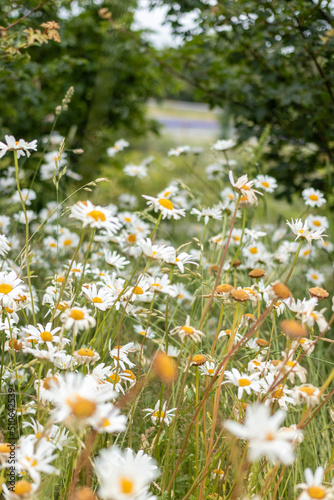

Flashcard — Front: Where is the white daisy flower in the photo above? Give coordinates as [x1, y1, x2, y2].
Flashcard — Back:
[170, 315, 204, 343]
[15, 435, 58, 483]
[293, 384, 321, 408]
[297, 466, 334, 500]
[13, 210, 37, 224]
[109, 342, 136, 370]
[286, 218, 327, 245]
[168, 145, 190, 156]
[302, 188, 326, 207]
[212, 139, 236, 151]
[142, 195, 186, 220]
[107, 139, 129, 157]
[82, 283, 114, 311]
[60, 306, 96, 333]
[306, 268, 325, 286]
[22, 322, 66, 346]
[74, 347, 101, 366]
[0, 270, 26, 307]
[223, 368, 261, 399]
[306, 215, 329, 230]
[2, 480, 40, 499]
[254, 175, 278, 193]
[190, 205, 223, 225]
[104, 250, 130, 270]
[123, 164, 147, 179]
[95, 446, 159, 500]
[224, 403, 301, 464]
[0, 135, 38, 159]
[0, 234, 11, 257]
[70, 200, 122, 235]
[229, 171, 262, 206]
[143, 400, 176, 426]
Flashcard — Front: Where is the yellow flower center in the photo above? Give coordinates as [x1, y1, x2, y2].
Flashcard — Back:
[182, 326, 194, 335]
[265, 431, 275, 441]
[158, 198, 174, 210]
[77, 348, 94, 357]
[241, 184, 250, 190]
[87, 210, 106, 222]
[107, 373, 120, 384]
[71, 268, 81, 273]
[70, 309, 85, 320]
[208, 368, 215, 375]
[56, 276, 65, 283]
[40, 331, 53, 342]
[13, 480, 32, 495]
[238, 378, 251, 387]
[307, 486, 326, 499]
[67, 395, 96, 418]
[249, 247, 258, 254]
[119, 477, 134, 495]
[309, 194, 319, 201]
[127, 233, 136, 243]
[272, 385, 284, 399]
[139, 330, 147, 336]
[153, 410, 165, 418]
[286, 361, 296, 368]
[313, 220, 321, 227]
[123, 369, 135, 380]
[50, 242, 57, 248]
[133, 286, 143, 295]
[124, 217, 131, 222]
[300, 386, 316, 396]
[312, 274, 318, 280]
[0, 283, 13, 294]
[303, 249, 310, 256]
[63, 238, 72, 246]
[43, 376, 59, 390]
[261, 181, 270, 188]
[92, 297, 103, 304]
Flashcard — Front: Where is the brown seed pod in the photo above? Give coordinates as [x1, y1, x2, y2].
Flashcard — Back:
[215, 284, 234, 294]
[271, 282, 291, 299]
[248, 268, 266, 278]
[191, 354, 207, 366]
[231, 289, 249, 302]
[280, 319, 307, 338]
[309, 286, 329, 300]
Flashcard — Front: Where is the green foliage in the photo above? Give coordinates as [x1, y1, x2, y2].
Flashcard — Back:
[151, 0, 334, 199]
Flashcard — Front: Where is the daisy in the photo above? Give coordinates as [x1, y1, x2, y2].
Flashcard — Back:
[190, 206, 223, 225]
[13, 210, 37, 224]
[212, 139, 236, 151]
[60, 306, 96, 334]
[142, 194, 186, 220]
[170, 316, 204, 343]
[0, 234, 10, 257]
[143, 400, 176, 426]
[254, 175, 278, 193]
[15, 435, 59, 483]
[95, 446, 159, 500]
[302, 188, 326, 207]
[229, 171, 262, 206]
[109, 342, 136, 370]
[22, 322, 66, 346]
[82, 284, 114, 311]
[306, 268, 325, 286]
[293, 384, 321, 408]
[259, 373, 295, 410]
[223, 368, 261, 399]
[286, 218, 326, 245]
[146, 274, 176, 296]
[297, 467, 334, 500]
[58, 231, 80, 250]
[291, 337, 315, 356]
[74, 347, 100, 366]
[0, 135, 38, 159]
[10, 188, 37, 206]
[107, 139, 129, 157]
[2, 480, 40, 499]
[168, 145, 190, 156]
[70, 200, 122, 235]
[133, 324, 155, 339]
[92, 403, 127, 434]
[123, 164, 147, 179]
[118, 193, 137, 209]
[306, 215, 329, 230]
[224, 403, 301, 464]
[0, 270, 26, 307]
[104, 250, 130, 270]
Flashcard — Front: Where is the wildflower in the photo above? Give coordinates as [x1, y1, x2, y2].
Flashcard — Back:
[15, 435, 59, 483]
[104, 250, 130, 270]
[142, 194, 186, 220]
[306, 269, 325, 286]
[82, 284, 114, 311]
[0, 270, 26, 307]
[61, 306, 96, 333]
[302, 188, 326, 208]
[200, 361, 221, 377]
[10, 189, 36, 206]
[291, 337, 315, 356]
[109, 343, 136, 370]
[254, 175, 278, 193]
[190, 206, 223, 225]
[273, 351, 307, 383]
[123, 164, 147, 179]
[286, 218, 326, 245]
[293, 384, 321, 408]
[144, 400, 176, 425]
[248, 268, 267, 279]
[0, 135, 38, 158]
[74, 347, 100, 366]
[229, 170, 262, 206]
[212, 139, 236, 151]
[168, 145, 190, 156]
[146, 274, 176, 296]
[107, 139, 129, 157]
[70, 200, 122, 235]
[231, 289, 249, 302]
[309, 286, 329, 300]
[170, 316, 204, 343]
[259, 373, 295, 410]
[224, 403, 301, 464]
[296, 467, 334, 499]
[306, 215, 329, 230]
[2, 480, 40, 499]
[190, 354, 207, 366]
[223, 368, 261, 399]
[0, 234, 11, 257]
[22, 322, 66, 346]
[134, 324, 155, 339]
[95, 446, 159, 500]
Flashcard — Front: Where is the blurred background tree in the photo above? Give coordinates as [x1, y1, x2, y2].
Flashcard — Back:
[149, 0, 334, 199]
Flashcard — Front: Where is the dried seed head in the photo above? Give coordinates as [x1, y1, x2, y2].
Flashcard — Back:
[256, 338, 269, 347]
[191, 354, 207, 366]
[280, 319, 307, 338]
[231, 289, 249, 302]
[248, 268, 267, 278]
[209, 264, 219, 274]
[271, 282, 291, 299]
[215, 284, 234, 295]
[309, 286, 329, 300]
[231, 259, 242, 268]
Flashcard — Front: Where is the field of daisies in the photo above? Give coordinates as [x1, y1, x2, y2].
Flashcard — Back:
[0, 125, 333, 500]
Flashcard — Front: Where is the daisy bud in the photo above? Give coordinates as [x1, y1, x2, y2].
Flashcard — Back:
[280, 319, 307, 338]
[153, 351, 177, 384]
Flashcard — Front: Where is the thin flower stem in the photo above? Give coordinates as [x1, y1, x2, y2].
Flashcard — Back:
[284, 239, 303, 284]
[14, 150, 36, 325]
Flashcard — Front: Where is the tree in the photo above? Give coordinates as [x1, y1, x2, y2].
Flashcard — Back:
[150, 0, 334, 198]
